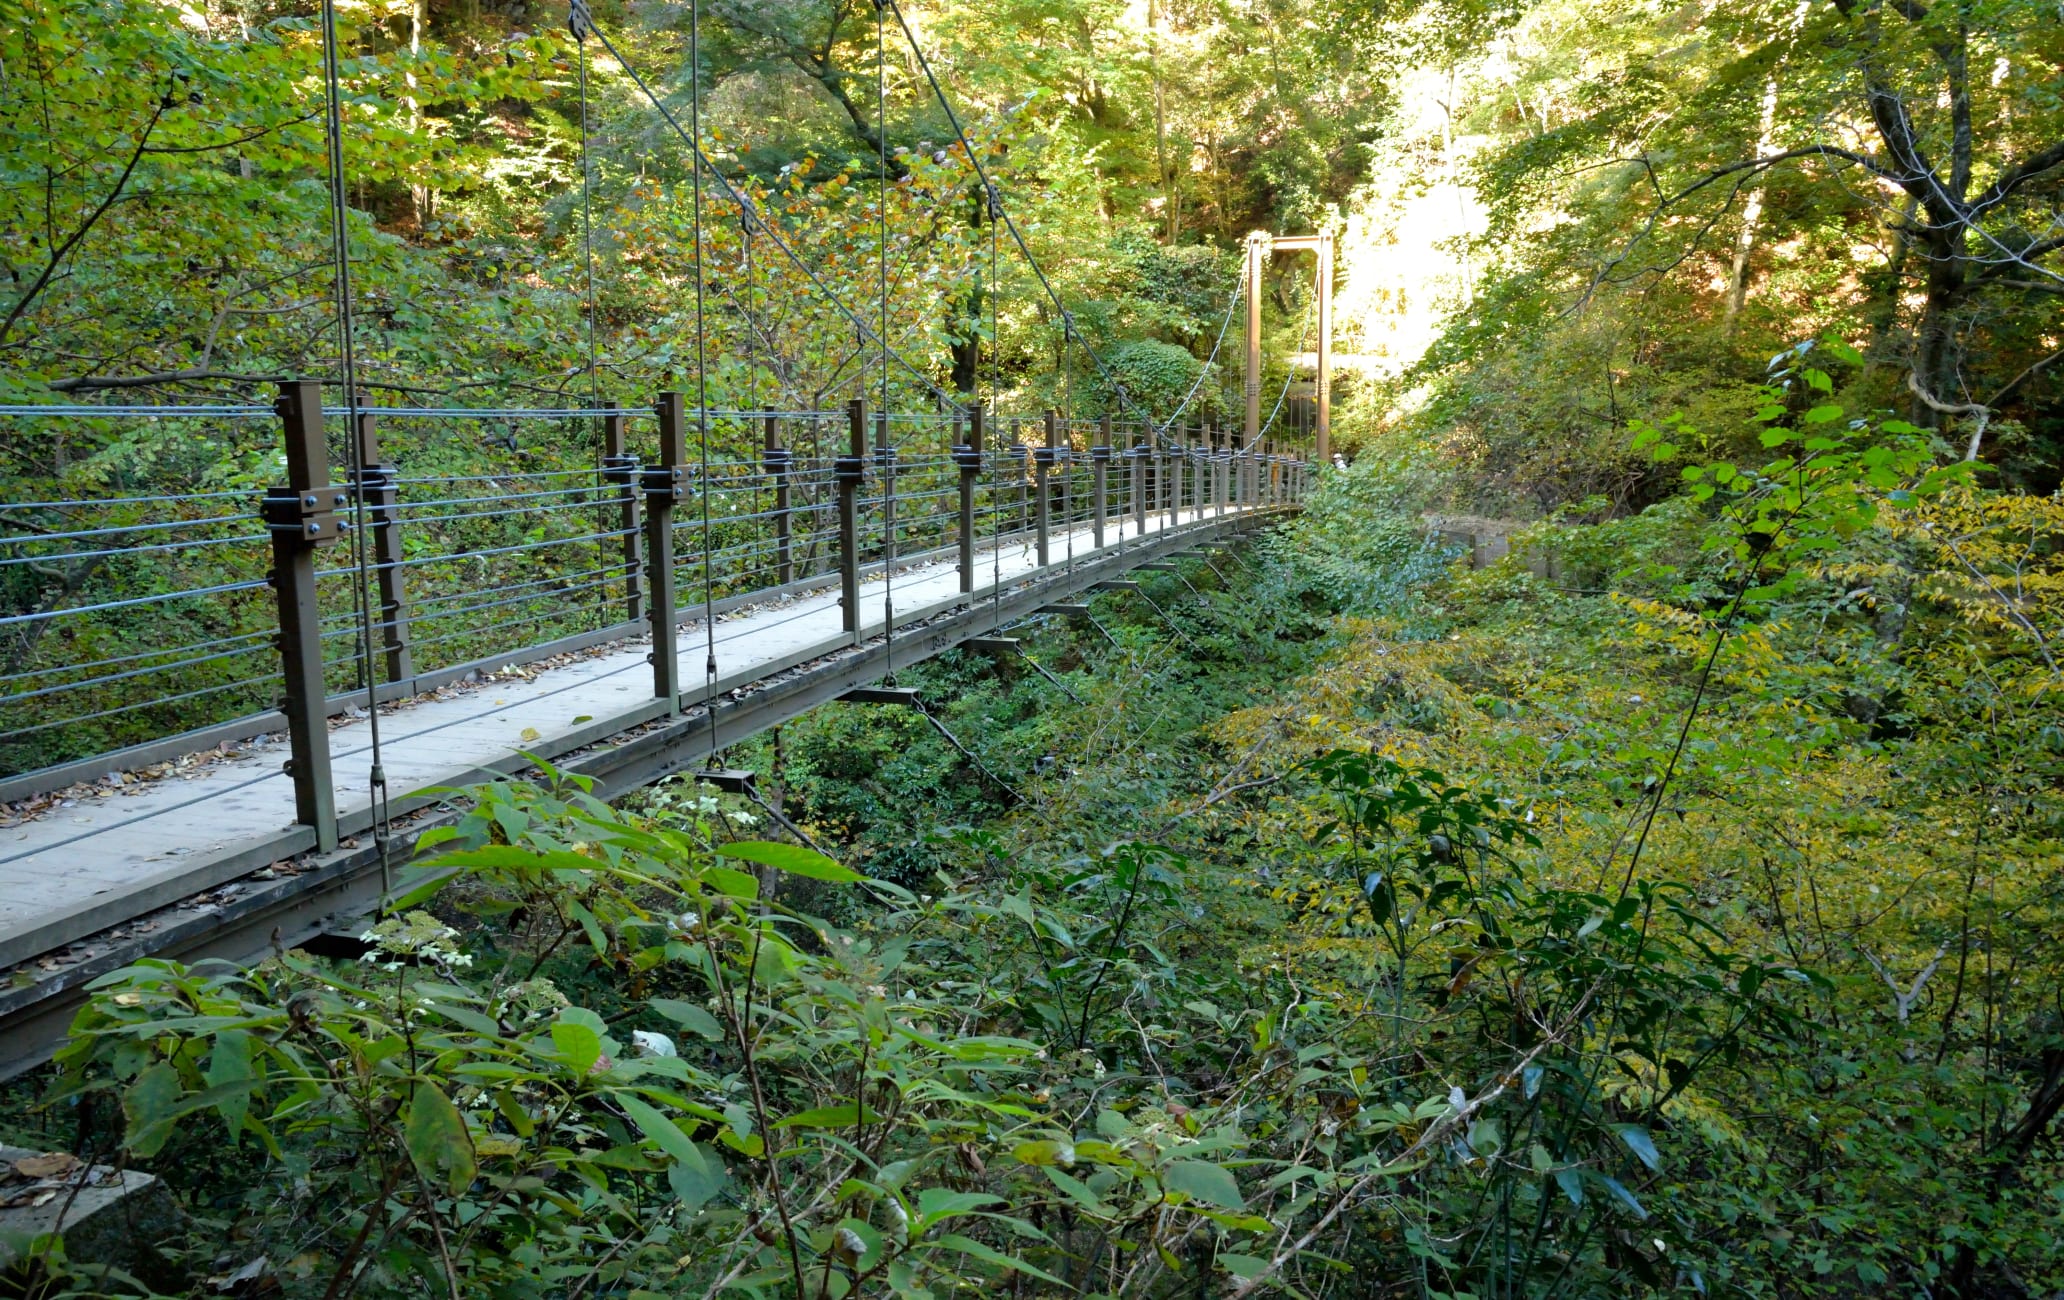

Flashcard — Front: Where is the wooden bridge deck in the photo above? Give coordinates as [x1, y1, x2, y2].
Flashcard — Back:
[0, 503, 1265, 978]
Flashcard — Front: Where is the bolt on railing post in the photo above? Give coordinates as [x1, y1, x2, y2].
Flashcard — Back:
[265, 380, 342, 853]
[601, 403, 644, 624]
[644, 392, 686, 708]
[956, 403, 983, 595]
[350, 393, 412, 689]
[837, 398, 865, 637]
[1091, 413, 1111, 548]
[1035, 409, 1056, 567]
[762, 413, 793, 586]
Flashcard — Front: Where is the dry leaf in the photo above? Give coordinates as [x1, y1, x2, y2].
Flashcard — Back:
[12, 1152, 78, 1179]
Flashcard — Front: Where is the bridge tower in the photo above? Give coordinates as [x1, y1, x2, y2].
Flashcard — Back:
[1242, 229, 1334, 464]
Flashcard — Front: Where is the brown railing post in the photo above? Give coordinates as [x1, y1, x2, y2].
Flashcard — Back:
[1213, 424, 1227, 519]
[1035, 409, 1056, 566]
[350, 394, 412, 688]
[601, 403, 644, 624]
[1164, 436, 1179, 531]
[644, 393, 686, 706]
[956, 403, 983, 594]
[1132, 432, 1149, 538]
[1178, 427, 1193, 523]
[875, 408, 897, 616]
[763, 413, 793, 585]
[1091, 413, 1112, 548]
[1213, 427, 1230, 520]
[1011, 419, 1029, 539]
[1058, 421, 1073, 573]
[264, 380, 344, 852]
[837, 398, 865, 636]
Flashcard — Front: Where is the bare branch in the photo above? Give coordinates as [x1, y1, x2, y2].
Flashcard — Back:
[1861, 941, 1950, 1023]
[1907, 370, 1990, 461]
[0, 83, 173, 348]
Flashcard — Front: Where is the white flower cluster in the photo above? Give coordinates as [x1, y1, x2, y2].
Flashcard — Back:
[357, 910, 473, 973]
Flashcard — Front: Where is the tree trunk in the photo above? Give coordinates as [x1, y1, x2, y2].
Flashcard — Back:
[409, 0, 431, 226]
[1725, 75, 1781, 328]
[1911, 226, 1969, 428]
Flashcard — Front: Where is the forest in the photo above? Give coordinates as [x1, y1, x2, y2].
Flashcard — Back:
[1, 0, 2062, 1296]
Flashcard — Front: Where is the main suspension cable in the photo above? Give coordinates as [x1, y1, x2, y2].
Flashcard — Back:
[1161, 275, 1243, 432]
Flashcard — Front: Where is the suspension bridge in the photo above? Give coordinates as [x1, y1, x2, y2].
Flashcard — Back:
[0, 0, 1328, 1072]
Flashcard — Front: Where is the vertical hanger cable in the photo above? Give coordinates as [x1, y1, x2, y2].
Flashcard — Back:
[320, 0, 393, 902]
[689, 0, 719, 760]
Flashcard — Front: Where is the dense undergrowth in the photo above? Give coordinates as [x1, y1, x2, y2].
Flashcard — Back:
[8, 342, 2061, 1298]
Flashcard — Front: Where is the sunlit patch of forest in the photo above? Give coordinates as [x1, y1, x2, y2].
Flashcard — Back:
[2, 0, 2061, 1296]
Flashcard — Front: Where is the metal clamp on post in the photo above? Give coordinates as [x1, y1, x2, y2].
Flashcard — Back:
[640, 461, 688, 503]
[760, 445, 793, 476]
[262, 484, 348, 544]
[833, 453, 866, 486]
[953, 441, 984, 471]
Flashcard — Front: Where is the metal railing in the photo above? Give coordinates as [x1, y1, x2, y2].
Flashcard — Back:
[0, 385, 1311, 836]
